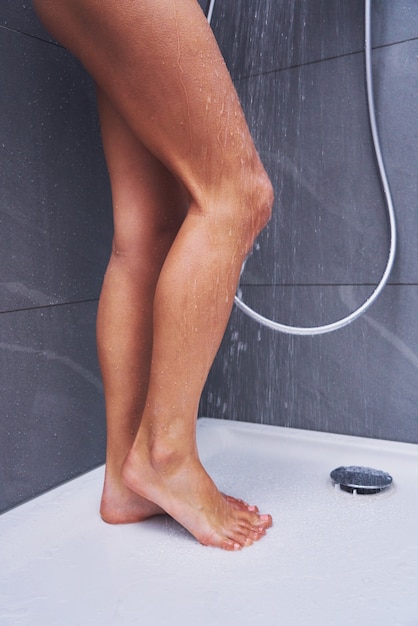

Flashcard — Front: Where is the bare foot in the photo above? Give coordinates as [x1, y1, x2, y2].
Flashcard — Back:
[100, 478, 164, 524]
[121, 447, 272, 550]
[222, 494, 259, 513]
[100, 477, 259, 525]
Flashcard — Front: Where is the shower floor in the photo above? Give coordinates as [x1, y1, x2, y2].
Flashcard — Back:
[2, 417, 418, 625]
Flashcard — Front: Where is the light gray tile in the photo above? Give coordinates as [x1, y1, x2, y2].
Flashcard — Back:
[0, 301, 105, 514]
[201, 284, 418, 444]
[0, 28, 113, 312]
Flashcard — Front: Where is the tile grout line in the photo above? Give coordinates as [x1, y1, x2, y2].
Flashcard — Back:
[0, 297, 99, 316]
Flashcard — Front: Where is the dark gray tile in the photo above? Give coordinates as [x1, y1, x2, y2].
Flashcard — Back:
[235, 53, 392, 286]
[0, 28, 113, 312]
[0, 301, 105, 514]
[200, 284, 418, 444]
[211, 0, 364, 78]
[210, 1, 418, 80]
[5, 1, 417, 67]
[235, 37, 418, 287]
[5, 0, 211, 41]
[372, 0, 418, 48]
[235, 284, 379, 330]
[373, 39, 418, 284]
[0, 1, 56, 42]
[197, 0, 210, 15]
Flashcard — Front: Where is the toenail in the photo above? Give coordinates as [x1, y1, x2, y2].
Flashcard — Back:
[260, 514, 270, 521]
[234, 543, 241, 551]
[248, 505, 257, 511]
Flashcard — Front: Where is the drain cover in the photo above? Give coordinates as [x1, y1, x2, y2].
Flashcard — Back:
[330, 465, 393, 494]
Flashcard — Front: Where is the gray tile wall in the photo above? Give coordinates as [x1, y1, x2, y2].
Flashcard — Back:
[1, 0, 417, 513]
[0, 0, 211, 515]
[0, 6, 113, 512]
[200, 0, 418, 444]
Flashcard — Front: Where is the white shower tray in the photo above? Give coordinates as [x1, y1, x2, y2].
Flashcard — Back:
[1, 417, 418, 625]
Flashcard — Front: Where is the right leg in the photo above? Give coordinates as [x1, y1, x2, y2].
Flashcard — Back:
[94, 90, 259, 523]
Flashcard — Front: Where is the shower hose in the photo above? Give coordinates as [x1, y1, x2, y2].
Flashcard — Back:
[206, 0, 396, 335]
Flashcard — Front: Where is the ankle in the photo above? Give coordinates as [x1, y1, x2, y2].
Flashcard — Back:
[150, 440, 193, 473]
[128, 434, 194, 474]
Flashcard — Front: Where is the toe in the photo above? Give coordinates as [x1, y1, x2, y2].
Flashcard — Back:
[249, 527, 266, 542]
[258, 514, 273, 529]
[219, 538, 243, 551]
[222, 494, 259, 513]
[249, 512, 273, 530]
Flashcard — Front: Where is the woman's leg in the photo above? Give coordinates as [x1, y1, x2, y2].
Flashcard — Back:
[33, 0, 274, 549]
[97, 90, 256, 523]
[96, 89, 188, 523]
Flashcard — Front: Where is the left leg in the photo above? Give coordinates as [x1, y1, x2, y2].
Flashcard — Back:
[96, 88, 188, 523]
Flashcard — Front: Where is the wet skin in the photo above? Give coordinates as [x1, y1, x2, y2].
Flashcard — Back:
[33, 0, 274, 549]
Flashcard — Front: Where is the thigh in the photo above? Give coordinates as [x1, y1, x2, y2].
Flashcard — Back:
[33, 0, 258, 204]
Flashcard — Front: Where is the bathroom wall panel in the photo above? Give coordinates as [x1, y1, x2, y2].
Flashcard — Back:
[231, 39, 418, 289]
[197, 0, 208, 13]
[211, 0, 364, 79]
[3, 0, 415, 69]
[0, 28, 113, 312]
[200, 284, 418, 444]
[235, 53, 389, 287]
[373, 0, 418, 48]
[0, 0, 210, 43]
[0, 301, 106, 514]
[1, 23, 111, 512]
[0, 1, 55, 42]
[1, 0, 417, 514]
[211, 0, 418, 80]
[201, 1, 418, 445]
[373, 38, 418, 285]
[236, 284, 376, 330]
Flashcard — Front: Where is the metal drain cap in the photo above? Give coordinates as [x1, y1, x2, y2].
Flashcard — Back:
[330, 465, 393, 494]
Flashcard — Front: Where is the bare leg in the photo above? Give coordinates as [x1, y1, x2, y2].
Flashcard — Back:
[97, 91, 258, 523]
[33, 0, 274, 549]
[96, 89, 188, 523]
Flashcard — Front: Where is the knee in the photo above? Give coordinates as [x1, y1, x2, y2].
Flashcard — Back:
[250, 165, 274, 238]
[190, 154, 274, 257]
[232, 159, 274, 256]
